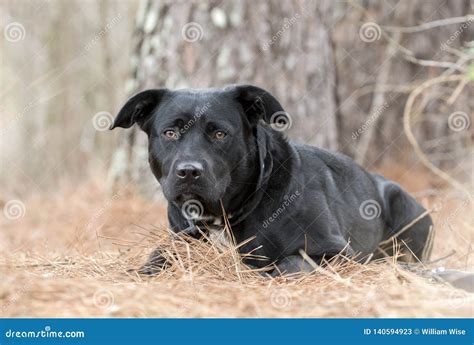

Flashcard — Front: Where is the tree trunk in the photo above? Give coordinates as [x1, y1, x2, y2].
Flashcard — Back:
[109, 0, 340, 196]
[108, 0, 473, 195]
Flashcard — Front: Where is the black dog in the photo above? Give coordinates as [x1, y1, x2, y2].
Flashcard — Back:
[110, 85, 433, 275]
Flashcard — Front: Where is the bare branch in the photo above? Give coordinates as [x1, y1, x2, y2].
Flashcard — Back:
[403, 74, 473, 203]
[383, 15, 474, 33]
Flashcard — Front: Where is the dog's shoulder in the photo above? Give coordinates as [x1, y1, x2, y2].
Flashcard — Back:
[292, 143, 366, 177]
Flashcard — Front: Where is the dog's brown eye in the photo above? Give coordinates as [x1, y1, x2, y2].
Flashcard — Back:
[164, 130, 178, 140]
[214, 131, 226, 140]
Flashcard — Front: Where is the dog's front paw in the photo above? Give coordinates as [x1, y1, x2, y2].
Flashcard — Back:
[271, 255, 316, 276]
[136, 248, 169, 276]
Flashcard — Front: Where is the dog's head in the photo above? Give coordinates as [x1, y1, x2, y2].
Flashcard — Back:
[110, 85, 286, 216]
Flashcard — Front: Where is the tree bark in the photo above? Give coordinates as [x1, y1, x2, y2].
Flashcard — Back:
[109, 0, 473, 195]
[109, 0, 340, 195]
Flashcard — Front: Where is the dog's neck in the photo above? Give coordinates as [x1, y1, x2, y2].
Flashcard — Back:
[222, 124, 293, 228]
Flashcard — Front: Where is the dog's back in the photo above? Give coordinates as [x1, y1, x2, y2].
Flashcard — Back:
[294, 144, 433, 262]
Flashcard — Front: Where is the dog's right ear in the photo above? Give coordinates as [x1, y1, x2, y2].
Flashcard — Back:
[109, 89, 167, 130]
[224, 84, 286, 126]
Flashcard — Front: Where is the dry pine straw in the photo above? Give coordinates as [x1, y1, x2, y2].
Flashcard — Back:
[1, 227, 472, 318]
[0, 180, 472, 317]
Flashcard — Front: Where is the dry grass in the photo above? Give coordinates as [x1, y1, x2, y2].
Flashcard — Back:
[0, 170, 472, 318]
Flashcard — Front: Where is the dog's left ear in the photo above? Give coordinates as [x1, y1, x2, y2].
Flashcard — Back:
[109, 89, 168, 130]
[225, 84, 286, 126]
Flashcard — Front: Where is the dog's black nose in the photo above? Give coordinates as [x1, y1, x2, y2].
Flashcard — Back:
[176, 161, 204, 180]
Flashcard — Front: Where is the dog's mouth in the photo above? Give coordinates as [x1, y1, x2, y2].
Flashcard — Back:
[165, 177, 229, 217]
[173, 192, 223, 219]
[169, 182, 206, 201]
[175, 192, 202, 204]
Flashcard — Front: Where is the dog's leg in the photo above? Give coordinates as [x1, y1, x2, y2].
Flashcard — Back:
[271, 255, 316, 276]
[271, 245, 357, 276]
[136, 220, 202, 276]
[136, 248, 168, 276]
[179, 220, 200, 237]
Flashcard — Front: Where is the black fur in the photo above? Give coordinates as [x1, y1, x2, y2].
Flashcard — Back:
[110, 85, 433, 275]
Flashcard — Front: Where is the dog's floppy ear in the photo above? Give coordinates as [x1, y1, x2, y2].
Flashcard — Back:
[225, 84, 286, 126]
[109, 89, 167, 130]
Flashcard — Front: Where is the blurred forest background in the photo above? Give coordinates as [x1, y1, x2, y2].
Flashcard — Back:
[0, 0, 473, 318]
[1, 0, 472, 198]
